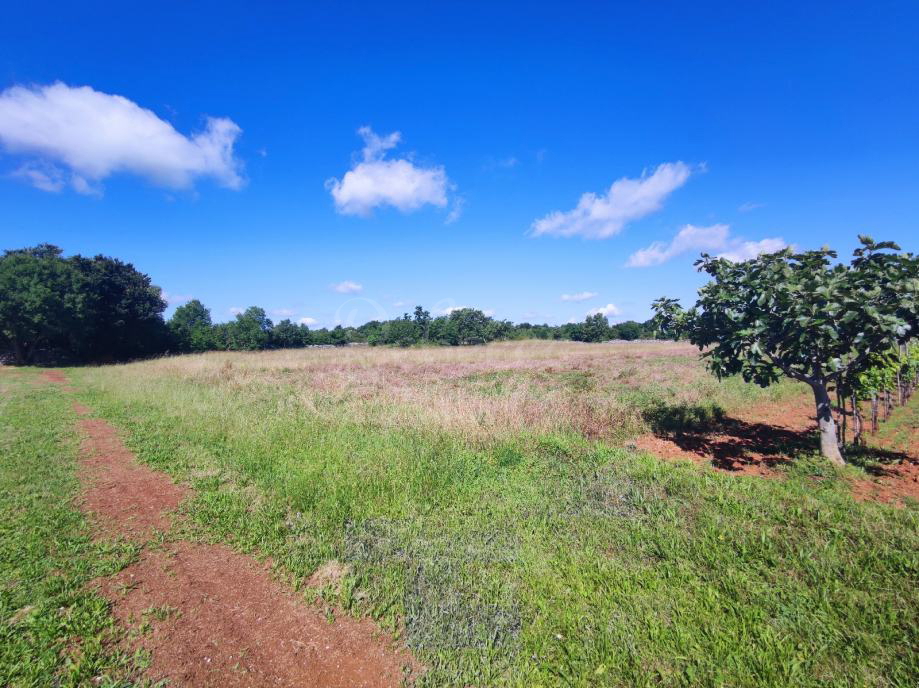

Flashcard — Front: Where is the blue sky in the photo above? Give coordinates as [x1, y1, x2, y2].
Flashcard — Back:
[1, 1, 917, 327]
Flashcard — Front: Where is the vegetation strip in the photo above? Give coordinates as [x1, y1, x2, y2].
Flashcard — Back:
[70, 346, 919, 686]
[62, 372, 418, 687]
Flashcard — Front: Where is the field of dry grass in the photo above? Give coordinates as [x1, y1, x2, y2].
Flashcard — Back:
[94, 340, 801, 443]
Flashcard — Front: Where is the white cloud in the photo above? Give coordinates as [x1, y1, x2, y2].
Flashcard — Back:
[271, 308, 295, 317]
[0, 82, 243, 194]
[162, 291, 193, 306]
[530, 162, 694, 239]
[331, 280, 363, 294]
[738, 201, 765, 213]
[626, 223, 788, 267]
[298, 317, 318, 326]
[326, 126, 449, 216]
[718, 238, 789, 262]
[445, 196, 465, 224]
[440, 306, 494, 317]
[229, 307, 244, 315]
[561, 291, 597, 302]
[626, 224, 730, 267]
[586, 304, 621, 318]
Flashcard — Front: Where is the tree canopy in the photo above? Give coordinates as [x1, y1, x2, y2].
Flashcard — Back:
[652, 236, 919, 463]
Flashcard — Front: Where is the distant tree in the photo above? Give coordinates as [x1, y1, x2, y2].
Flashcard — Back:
[271, 318, 307, 349]
[227, 307, 273, 350]
[413, 305, 432, 340]
[448, 308, 491, 345]
[612, 320, 643, 341]
[328, 325, 349, 346]
[652, 237, 919, 464]
[169, 299, 213, 352]
[382, 317, 418, 347]
[580, 313, 610, 343]
[0, 245, 81, 364]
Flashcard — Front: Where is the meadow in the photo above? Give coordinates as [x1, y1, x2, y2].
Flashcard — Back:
[2, 340, 917, 686]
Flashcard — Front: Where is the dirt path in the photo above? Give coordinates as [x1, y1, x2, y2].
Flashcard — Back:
[66, 387, 418, 686]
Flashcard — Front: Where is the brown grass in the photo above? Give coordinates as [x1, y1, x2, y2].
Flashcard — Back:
[87, 340, 801, 443]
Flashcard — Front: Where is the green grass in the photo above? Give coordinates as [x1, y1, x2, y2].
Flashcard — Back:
[0, 373, 141, 687]
[65, 363, 919, 687]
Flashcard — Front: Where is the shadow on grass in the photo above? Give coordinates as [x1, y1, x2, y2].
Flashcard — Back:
[841, 444, 913, 472]
[642, 401, 819, 470]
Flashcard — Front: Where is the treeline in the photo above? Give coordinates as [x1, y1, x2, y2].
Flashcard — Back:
[0, 244, 656, 364]
[169, 303, 658, 353]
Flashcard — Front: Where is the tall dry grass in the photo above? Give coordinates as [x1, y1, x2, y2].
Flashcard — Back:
[90, 340, 800, 442]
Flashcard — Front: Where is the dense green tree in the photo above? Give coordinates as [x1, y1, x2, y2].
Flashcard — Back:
[270, 318, 310, 349]
[580, 313, 611, 343]
[611, 320, 643, 341]
[68, 254, 168, 361]
[227, 307, 273, 350]
[413, 305, 432, 340]
[169, 299, 214, 352]
[0, 245, 82, 364]
[652, 236, 919, 464]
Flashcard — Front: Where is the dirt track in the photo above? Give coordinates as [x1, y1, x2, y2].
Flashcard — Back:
[69, 388, 417, 686]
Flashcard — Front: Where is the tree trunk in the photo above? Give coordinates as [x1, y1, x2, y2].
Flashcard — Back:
[871, 395, 879, 433]
[812, 381, 845, 465]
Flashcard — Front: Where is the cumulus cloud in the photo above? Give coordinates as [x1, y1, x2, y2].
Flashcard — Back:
[561, 291, 597, 302]
[718, 238, 789, 262]
[326, 126, 449, 216]
[331, 280, 363, 294]
[530, 162, 694, 239]
[626, 224, 787, 267]
[298, 317, 318, 326]
[586, 303, 621, 318]
[0, 82, 244, 194]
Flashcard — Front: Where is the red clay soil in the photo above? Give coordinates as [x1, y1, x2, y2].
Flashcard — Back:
[98, 542, 415, 687]
[39, 369, 68, 384]
[69, 393, 418, 686]
[633, 396, 817, 476]
[78, 416, 189, 541]
[634, 394, 919, 504]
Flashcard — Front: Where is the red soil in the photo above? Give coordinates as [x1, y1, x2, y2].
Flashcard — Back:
[98, 542, 415, 687]
[634, 395, 919, 504]
[68, 390, 418, 686]
[39, 369, 68, 384]
[78, 416, 189, 541]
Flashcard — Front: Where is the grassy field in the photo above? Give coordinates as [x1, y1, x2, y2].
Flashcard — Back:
[3, 341, 918, 686]
[0, 371, 140, 686]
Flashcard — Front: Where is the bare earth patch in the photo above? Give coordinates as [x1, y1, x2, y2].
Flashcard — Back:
[635, 395, 919, 504]
[633, 396, 816, 476]
[98, 543, 414, 687]
[78, 416, 189, 541]
[68, 390, 417, 685]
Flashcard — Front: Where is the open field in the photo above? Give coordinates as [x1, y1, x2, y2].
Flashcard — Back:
[2, 341, 918, 686]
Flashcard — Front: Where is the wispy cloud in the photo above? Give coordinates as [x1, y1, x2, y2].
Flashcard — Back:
[326, 126, 450, 216]
[738, 201, 765, 213]
[626, 223, 787, 267]
[298, 316, 318, 326]
[271, 308, 295, 317]
[162, 291, 193, 306]
[560, 291, 598, 302]
[0, 82, 243, 195]
[229, 307, 244, 315]
[530, 162, 695, 239]
[331, 280, 363, 294]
